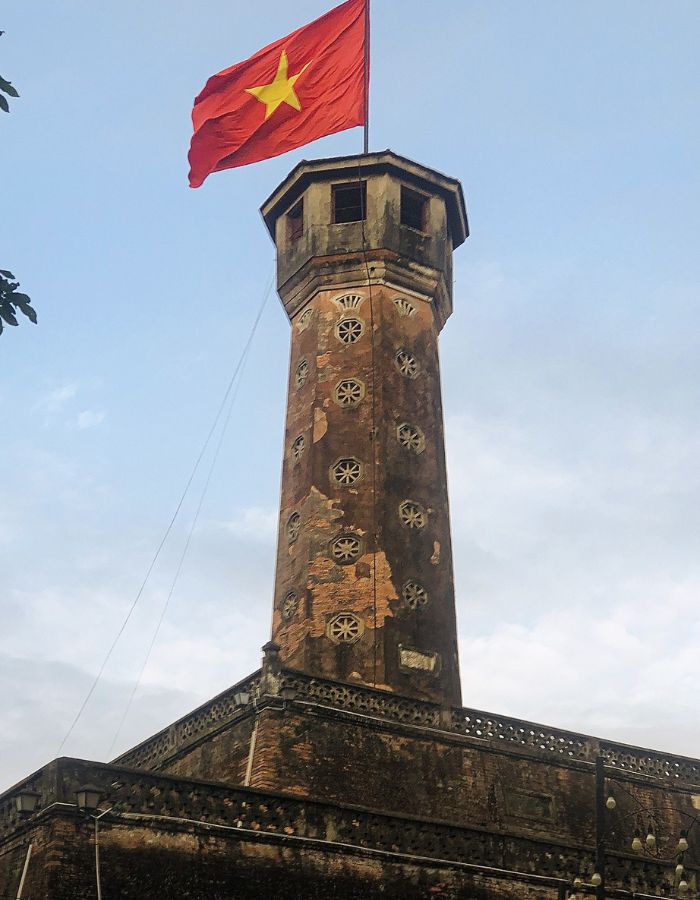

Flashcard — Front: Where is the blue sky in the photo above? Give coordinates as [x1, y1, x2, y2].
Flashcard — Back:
[2, 1, 699, 788]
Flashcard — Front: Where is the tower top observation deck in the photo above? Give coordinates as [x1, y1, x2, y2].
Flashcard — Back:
[261, 150, 468, 330]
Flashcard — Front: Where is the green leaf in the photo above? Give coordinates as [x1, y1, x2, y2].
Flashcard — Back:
[0, 271, 15, 279]
[0, 304, 19, 326]
[0, 76, 19, 98]
[0, 318, 4, 335]
[0, 94, 9, 113]
[12, 292, 30, 304]
[16, 300, 37, 324]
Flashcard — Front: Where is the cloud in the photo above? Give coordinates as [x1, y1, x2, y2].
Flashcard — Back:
[444, 397, 700, 756]
[36, 382, 77, 414]
[0, 655, 197, 788]
[220, 505, 278, 541]
[77, 409, 105, 430]
[458, 576, 700, 757]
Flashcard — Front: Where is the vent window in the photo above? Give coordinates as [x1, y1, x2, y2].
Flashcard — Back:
[400, 186, 428, 231]
[332, 182, 367, 224]
[287, 198, 303, 243]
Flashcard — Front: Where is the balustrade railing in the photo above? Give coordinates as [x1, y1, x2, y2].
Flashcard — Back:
[112, 668, 700, 790]
[0, 758, 689, 896]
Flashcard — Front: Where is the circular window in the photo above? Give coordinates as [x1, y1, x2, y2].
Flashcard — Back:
[335, 317, 365, 345]
[330, 534, 362, 564]
[397, 422, 425, 454]
[297, 308, 313, 332]
[291, 434, 305, 462]
[286, 512, 301, 543]
[333, 378, 365, 408]
[395, 348, 419, 379]
[295, 359, 309, 389]
[282, 591, 299, 621]
[403, 580, 428, 610]
[327, 611, 364, 644]
[331, 457, 363, 486]
[399, 500, 427, 530]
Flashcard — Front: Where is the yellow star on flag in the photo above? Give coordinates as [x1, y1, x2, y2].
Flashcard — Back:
[246, 50, 309, 120]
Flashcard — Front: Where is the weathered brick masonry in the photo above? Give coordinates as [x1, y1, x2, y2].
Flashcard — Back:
[266, 152, 467, 707]
[2, 152, 698, 897]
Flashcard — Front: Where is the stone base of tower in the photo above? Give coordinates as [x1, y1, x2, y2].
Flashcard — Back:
[2, 655, 697, 898]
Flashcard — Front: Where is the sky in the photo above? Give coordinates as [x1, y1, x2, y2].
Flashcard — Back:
[1, 1, 699, 791]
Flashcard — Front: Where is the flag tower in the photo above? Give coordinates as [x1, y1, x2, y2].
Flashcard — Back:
[262, 150, 468, 706]
[2, 3, 699, 898]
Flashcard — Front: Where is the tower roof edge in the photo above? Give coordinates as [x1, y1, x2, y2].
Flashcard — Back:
[260, 149, 468, 248]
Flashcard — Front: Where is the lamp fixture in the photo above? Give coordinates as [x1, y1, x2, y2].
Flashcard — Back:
[75, 784, 103, 813]
[14, 790, 40, 816]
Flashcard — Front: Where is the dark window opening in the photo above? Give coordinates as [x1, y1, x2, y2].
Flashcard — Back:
[400, 186, 428, 231]
[287, 198, 304, 243]
[332, 182, 367, 224]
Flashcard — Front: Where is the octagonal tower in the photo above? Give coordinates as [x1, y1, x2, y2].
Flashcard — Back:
[261, 150, 468, 706]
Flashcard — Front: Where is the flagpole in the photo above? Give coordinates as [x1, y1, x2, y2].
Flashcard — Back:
[363, 0, 370, 154]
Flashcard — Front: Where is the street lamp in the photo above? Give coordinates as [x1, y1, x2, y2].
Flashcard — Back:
[75, 785, 103, 814]
[570, 756, 698, 900]
[14, 790, 40, 817]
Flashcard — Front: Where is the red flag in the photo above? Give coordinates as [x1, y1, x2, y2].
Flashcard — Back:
[188, 0, 368, 188]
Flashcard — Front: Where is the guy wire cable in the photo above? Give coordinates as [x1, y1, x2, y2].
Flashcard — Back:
[106, 315, 259, 759]
[56, 268, 274, 756]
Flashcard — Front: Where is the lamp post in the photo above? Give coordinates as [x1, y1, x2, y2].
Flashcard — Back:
[570, 756, 698, 899]
[75, 785, 109, 900]
[594, 755, 606, 900]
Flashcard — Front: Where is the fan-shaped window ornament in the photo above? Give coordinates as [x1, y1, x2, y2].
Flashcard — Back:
[286, 512, 301, 543]
[399, 500, 427, 530]
[297, 308, 313, 332]
[333, 378, 365, 408]
[393, 297, 416, 318]
[282, 591, 299, 621]
[327, 611, 364, 644]
[335, 317, 365, 345]
[291, 434, 305, 462]
[330, 535, 362, 564]
[397, 422, 425, 454]
[333, 293, 364, 312]
[295, 359, 309, 389]
[402, 580, 428, 610]
[395, 348, 420, 379]
[331, 457, 363, 486]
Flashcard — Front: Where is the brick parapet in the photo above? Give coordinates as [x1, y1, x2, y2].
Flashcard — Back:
[0, 757, 696, 897]
[112, 667, 700, 790]
[110, 669, 261, 770]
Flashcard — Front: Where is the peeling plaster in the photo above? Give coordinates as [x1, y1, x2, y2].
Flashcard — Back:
[313, 408, 328, 443]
